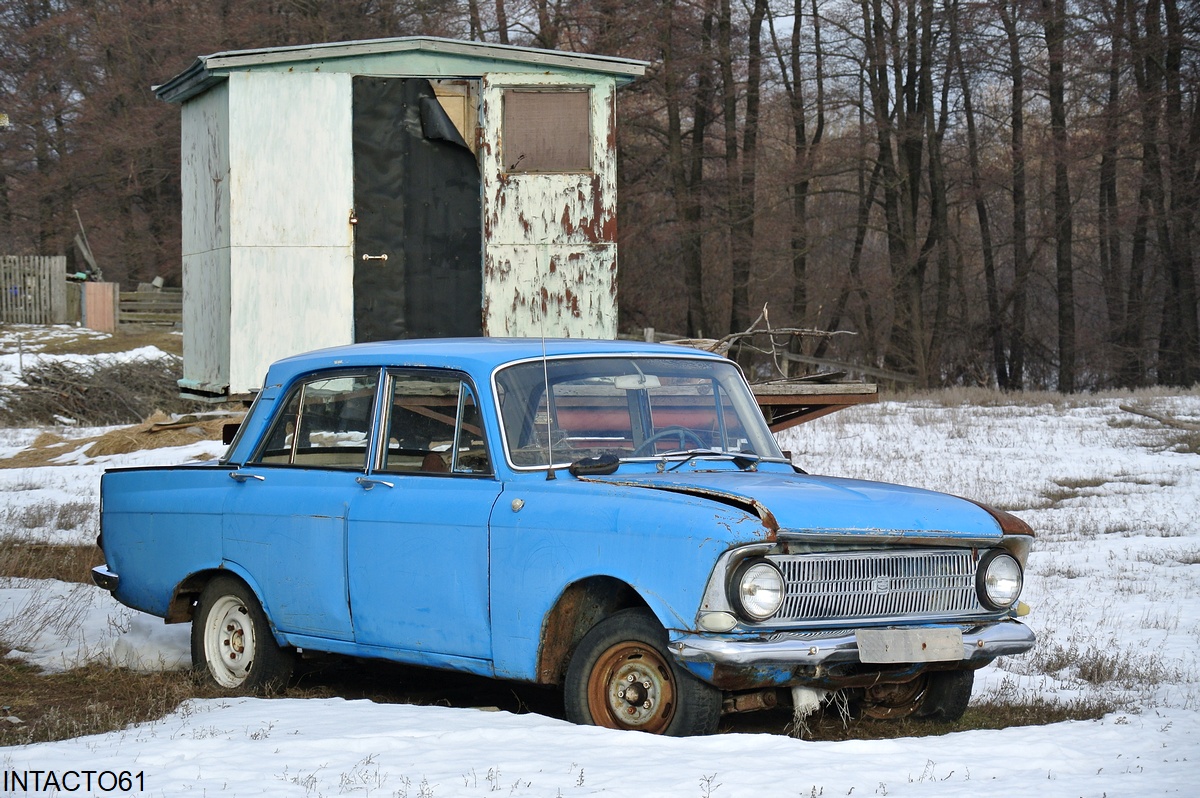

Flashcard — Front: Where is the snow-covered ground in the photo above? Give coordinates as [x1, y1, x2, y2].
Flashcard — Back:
[2, 379, 1198, 796]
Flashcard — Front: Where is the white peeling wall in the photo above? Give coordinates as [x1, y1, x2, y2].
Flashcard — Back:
[180, 84, 232, 394]
[480, 73, 619, 338]
[225, 71, 356, 394]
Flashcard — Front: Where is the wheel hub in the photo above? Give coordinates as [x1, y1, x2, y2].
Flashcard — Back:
[588, 644, 676, 732]
[205, 596, 254, 687]
[225, 620, 246, 661]
[861, 676, 927, 719]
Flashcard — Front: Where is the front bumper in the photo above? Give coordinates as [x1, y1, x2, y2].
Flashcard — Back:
[91, 564, 119, 592]
[669, 620, 1035, 691]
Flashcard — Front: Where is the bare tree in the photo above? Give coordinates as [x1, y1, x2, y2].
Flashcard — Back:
[1041, 0, 1077, 391]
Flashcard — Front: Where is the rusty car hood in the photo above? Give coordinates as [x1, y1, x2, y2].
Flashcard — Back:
[578, 469, 1003, 539]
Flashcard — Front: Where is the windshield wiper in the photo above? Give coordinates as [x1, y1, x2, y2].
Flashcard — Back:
[567, 453, 621, 476]
[665, 450, 760, 472]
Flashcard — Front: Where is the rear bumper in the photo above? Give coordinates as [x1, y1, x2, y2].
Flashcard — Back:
[669, 620, 1035, 690]
[91, 564, 119, 592]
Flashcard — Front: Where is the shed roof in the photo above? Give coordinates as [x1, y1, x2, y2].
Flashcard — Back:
[155, 36, 648, 104]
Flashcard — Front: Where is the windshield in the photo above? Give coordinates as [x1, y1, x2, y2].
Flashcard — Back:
[494, 355, 784, 470]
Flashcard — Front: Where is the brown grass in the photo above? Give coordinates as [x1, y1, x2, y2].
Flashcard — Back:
[0, 659, 227, 746]
[0, 542, 101, 583]
[0, 412, 233, 468]
[33, 328, 183, 357]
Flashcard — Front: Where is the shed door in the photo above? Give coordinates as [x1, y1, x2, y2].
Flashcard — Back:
[352, 77, 482, 342]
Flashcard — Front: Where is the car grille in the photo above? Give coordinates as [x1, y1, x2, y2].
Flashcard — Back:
[769, 549, 986, 624]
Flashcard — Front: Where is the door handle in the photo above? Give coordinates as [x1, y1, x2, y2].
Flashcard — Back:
[229, 471, 265, 482]
[361, 253, 389, 261]
[356, 476, 394, 490]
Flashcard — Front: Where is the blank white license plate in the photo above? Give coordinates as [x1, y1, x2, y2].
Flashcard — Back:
[856, 628, 964, 664]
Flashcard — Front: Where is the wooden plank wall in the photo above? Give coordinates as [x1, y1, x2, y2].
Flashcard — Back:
[0, 256, 67, 324]
[82, 282, 119, 333]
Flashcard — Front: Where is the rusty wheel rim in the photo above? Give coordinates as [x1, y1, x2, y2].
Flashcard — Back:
[861, 676, 927, 719]
[586, 641, 676, 733]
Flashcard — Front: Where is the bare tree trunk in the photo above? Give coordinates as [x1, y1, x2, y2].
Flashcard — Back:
[1127, 0, 1158, 385]
[1042, 0, 1076, 391]
[952, 0, 1006, 388]
[1098, 0, 1131, 384]
[534, 0, 559, 48]
[860, 0, 918, 378]
[999, 1, 1031, 389]
[467, 0, 483, 40]
[717, 0, 738, 337]
[1160, 0, 1200, 384]
[918, 0, 952, 378]
[664, 0, 716, 338]
[772, 0, 826, 342]
[729, 0, 768, 338]
[495, 0, 510, 44]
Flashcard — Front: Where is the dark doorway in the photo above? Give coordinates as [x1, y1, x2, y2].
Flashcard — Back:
[352, 77, 483, 342]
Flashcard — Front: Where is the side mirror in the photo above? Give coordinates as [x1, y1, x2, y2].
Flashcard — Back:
[222, 422, 241, 446]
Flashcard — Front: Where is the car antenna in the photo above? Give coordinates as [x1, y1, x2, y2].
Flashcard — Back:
[541, 331, 556, 481]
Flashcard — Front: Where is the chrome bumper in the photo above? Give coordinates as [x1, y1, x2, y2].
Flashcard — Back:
[670, 620, 1036, 669]
[91, 564, 119, 592]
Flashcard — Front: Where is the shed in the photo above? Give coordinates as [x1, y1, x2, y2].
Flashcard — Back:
[156, 37, 647, 400]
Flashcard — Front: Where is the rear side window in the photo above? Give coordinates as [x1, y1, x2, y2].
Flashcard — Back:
[379, 371, 491, 476]
[255, 372, 380, 469]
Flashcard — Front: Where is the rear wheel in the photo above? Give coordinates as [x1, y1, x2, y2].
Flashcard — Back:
[564, 608, 721, 736]
[192, 576, 294, 693]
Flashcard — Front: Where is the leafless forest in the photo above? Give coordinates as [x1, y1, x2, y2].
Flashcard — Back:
[1, 0, 1197, 389]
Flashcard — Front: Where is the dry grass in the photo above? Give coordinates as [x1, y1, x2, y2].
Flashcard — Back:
[0, 659, 227, 746]
[0, 541, 101, 583]
[0, 412, 232, 468]
[5, 326, 183, 357]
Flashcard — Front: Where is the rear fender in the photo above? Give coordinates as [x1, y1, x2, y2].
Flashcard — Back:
[167, 565, 289, 648]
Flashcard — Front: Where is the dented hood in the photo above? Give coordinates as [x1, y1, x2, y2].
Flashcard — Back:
[580, 469, 1003, 539]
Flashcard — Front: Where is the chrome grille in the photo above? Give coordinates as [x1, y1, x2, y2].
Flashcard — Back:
[770, 549, 984, 623]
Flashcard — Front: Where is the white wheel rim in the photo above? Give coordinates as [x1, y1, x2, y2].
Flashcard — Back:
[204, 595, 255, 688]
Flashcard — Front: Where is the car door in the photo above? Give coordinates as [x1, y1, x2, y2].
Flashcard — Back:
[222, 370, 381, 641]
[346, 370, 500, 661]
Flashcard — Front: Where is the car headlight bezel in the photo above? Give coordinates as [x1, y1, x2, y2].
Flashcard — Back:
[729, 558, 785, 622]
[977, 549, 1023, 611]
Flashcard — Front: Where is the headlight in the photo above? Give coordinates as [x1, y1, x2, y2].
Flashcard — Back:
[977, 550, 1023, 610]
[730, 559, 785, 621]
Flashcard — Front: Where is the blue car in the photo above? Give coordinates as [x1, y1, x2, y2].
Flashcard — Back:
[94, 338, 1034, 736]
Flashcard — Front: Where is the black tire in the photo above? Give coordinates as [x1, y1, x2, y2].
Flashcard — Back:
[916, 668, 974, 722]
[564, 608, 721, 736]
[191, 576, 294, 694]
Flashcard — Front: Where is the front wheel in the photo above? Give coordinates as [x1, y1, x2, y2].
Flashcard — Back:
[564, 608, 721, 736]
[916, 668, 974, 722]
[191, 576, 294, 693]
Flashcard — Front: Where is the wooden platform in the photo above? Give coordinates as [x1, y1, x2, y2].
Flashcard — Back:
[751, 381, 878, 431]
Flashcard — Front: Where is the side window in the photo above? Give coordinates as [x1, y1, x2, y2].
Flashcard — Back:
[380, 372, 491, 476]
[255, 372, 379, 469]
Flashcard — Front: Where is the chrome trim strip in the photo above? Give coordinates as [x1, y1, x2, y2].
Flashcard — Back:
[669, 621, 1036, 667]
[91, 565, 119, 592]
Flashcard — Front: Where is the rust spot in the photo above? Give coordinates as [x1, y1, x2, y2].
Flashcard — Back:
[536, 578, 639, 685]
[564, 287, 581, 318]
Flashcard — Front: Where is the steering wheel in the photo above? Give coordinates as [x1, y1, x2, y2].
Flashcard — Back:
[632, 426, 707, 457]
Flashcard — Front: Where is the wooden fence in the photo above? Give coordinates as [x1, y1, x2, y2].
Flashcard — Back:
[119, 287, 182, 326]
[0, 256, 67, 324]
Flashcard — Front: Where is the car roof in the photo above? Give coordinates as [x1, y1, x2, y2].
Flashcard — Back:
[263, 337, 728, 386]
